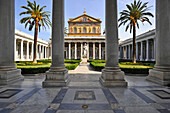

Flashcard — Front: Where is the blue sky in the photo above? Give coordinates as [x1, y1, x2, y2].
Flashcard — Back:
[15, 0, 155, 41]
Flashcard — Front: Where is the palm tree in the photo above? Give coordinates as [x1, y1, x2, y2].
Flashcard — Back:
[19, 1, 51, 63]
[118, 0, 154, 63]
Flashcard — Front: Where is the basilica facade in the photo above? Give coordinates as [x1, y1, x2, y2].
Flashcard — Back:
[64, 11, 105, 60]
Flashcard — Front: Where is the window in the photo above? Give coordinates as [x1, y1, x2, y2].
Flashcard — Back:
[74, 27, 77, 33]
[93, 27, 96, 33]
[83, 27, 87, 33]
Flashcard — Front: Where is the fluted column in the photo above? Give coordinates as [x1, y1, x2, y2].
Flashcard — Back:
[93, 43, 95, 59]
[0, 0, 23, 85]
[100, 0, 127, 87]
[75, 42, 77, 59]
[99, 42, 102, 59]
[69, 42, 71, 59]
[81, 42, 83, 59]
[43, 0, 69, 87]
[147, 0, 170, 85]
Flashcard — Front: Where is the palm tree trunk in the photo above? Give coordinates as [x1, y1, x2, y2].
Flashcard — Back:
[132, 23, 136, 63]
[33, 21, 38, 63]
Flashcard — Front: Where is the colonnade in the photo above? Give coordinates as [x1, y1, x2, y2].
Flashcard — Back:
[15, 39, 50, 61]
[119, 38, 156, 61]
[65, 42, 104, 60]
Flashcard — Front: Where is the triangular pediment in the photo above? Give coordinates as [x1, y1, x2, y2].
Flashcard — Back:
[68, 14, 101, 23]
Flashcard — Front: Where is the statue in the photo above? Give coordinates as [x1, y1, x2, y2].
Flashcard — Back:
[83, 43, 88, 57]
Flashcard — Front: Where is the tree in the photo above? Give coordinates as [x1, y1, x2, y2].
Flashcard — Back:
[118, 0, 154, 63]
[19, 1, 51, 63]
[64, 27, 68, 36]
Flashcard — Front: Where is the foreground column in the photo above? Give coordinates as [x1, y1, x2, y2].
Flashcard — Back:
[0, 0, 23, 85]
[100, 0, 127, 87]
[147, 0, 170, 85]
[43, 0, 69, 87]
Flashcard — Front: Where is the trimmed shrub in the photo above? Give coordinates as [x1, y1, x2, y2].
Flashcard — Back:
[90, 61, 154, 74]
[64, 59, 82, 63]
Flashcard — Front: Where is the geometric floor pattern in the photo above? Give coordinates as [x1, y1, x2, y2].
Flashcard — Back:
[0, 74, 169, 113]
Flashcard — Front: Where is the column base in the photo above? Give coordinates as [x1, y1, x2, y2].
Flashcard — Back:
[0, 68, 24, 85]
[147, 68, 170, 86]
[42, 69, 69, 87]
[99, 68, 128, 87]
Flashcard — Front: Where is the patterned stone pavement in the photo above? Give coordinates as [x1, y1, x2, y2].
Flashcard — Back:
[0, 63, 170, 113]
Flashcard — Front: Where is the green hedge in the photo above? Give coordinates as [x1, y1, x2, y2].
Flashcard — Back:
[88, 59, 156, 64]
[90, 61, 154, 74]
[19, 63, 79, 74]
[64, 59, 82, 63]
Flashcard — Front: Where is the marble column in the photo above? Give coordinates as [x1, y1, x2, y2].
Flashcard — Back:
[126, 46, 128, 59]
[140, 42, 143, 61]
[136, 43, 138, 60]
[26, 42, 29, 60]
[128, 45, 131, 59]
[42, 46, 44, 59]
[99, 42, 102, 59]
[75, 42, 77, 59]
[87, 43, 89, 59]
[81, 43, 83, 59]
[120, 46, 123, 59]
[147, 0, 170, 85]
[154, 38, 156, 60]
[31, 43, 34, 60]
[21, 40, 23, 60]
[146, 40, 149, 61]
[93, 43, 95, 59]
[69, 42, 71, 59]
[122, 47, 124, 59]
[124, 46, 126, 59]
[0, 0, 23, 85]
[14, 38, 17, 61]
[100, 0, 127, 87]
[43, 0, 69, 87]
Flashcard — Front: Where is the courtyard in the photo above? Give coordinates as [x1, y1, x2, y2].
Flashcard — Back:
[0, 0, 170, 113]
[0, 61, 169, 113]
